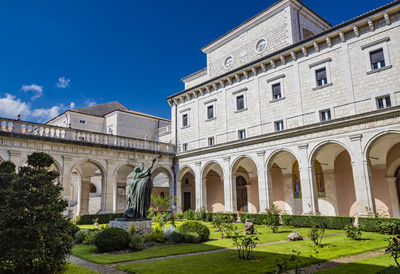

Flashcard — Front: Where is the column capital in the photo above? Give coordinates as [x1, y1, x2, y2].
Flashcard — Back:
[298, 143, 309, 150]
[349, 134, 363, 141]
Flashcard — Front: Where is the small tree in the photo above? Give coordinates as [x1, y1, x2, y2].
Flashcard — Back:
[386, 235, 400, 268]
[227, 225, 259, 260]
[265, 205, 281, 233]
[308, 222, 326, 247]
[0, 152, 73, 273]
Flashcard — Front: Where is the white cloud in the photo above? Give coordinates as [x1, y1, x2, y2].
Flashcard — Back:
[32, 106, 61, 121]
[21, 84, 43, 100]
[0, 94, 31, 119]
[56, 77, 70, 88]
[69, 102, 75, 109]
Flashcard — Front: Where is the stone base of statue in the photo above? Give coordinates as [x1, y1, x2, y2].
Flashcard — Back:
[109, 219, 153, 234]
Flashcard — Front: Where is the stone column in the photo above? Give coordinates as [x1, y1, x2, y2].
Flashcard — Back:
[104, 160, 117, 214]
[202, 178, 208, 211]
[195, 161, 202, 211]
[386, 177, 399, 218]
[256, 151, 268, 213]
[297, 144, 317, 215]
[61, 156, 74, 200]
[222, 156, 233, 213]
[8, 150, 21, 171]
[349, 134, 375, 216]
[322, 169, 339, 216]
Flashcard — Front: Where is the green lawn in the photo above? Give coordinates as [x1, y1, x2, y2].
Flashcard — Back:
[117, 233, 388, 274]
[72, 222, 342, 264]
[318, 254, 396, 273]
[64, 263, 97, 274]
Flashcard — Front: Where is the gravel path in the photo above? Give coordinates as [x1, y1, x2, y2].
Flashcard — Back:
[285, 249, 385, 273]
[69, 255, 126, 274]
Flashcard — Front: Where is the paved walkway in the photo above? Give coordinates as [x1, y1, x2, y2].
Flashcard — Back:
[69, 255, 125, 274]
[286, 249, 385, 273]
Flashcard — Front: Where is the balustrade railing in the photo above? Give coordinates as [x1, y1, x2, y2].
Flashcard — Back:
[0, 117, 175, 154]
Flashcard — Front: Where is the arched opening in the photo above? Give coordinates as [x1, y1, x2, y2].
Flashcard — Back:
[151, 167, 172, 199]
[202, 162, 224, 213]
[177, 167, 195, 212]
[267, 151, 303, 214]
[232, 157, 259, 213]
[311, 142, 356, 216]
[114, 165, 135, 213]
[366, 132, 400, 217]
[70, 160, 105, 216]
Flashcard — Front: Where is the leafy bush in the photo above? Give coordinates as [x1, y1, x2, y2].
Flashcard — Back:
[378, 266, 400, 274]
[359, 218, 400, 234]
[344, 224, 363, 240]
[175, 213, 184, 220]
[159, 212, 172, 226]
[184, 232, 201, 243]
[194, 207, 207, 221]
[229, 225, 259, 260]
[240, 213, 266, 225]
[76, 213, 123, 225]
[169, 231, 184, 243]
[69, 223, 80, 237]
[144, 231, 166, 243]
[129, 234, 145, 251]
[178, 221, 210, 242]
[183, 209, 195, 220]
[0, 154, 74, 273]
[206, 213, 237, 222]
[129, 225, 136, 235]
[83, 229, 99, 245]
[308, 222, 326, 247]
[265, 205, 281, 233]
[162, 225, 176, 240]
[94, 227, 129, 252]
[281, 215, 353, 229]
[385, 235, 400, 267]
[75, 231, 85, 243]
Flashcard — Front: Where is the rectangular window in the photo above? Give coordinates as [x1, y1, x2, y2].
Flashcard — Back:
[79, 120, 85, 124]
[236, 95, 244, 110]
[182, 114, 188, 127]
[275, 120, 284, 131]
[315, 68, 327, 86]
[207, 105, 214, 120]
[182, 143, 188, 152]
[320, 109, 332, 122]
[238, 129, 246, 139]
[208, 137, 215, 146]
[370, 48, 385, 70]
[376, 95, 391, 109]
[272, 83, 282, 99]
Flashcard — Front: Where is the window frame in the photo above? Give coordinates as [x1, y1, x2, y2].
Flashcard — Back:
[204, 99, 217, 121]
[208, 136, 215, 146]
[182, 143, 188, 152]
[274, 120, 284, 132]
[181, 112, 190, 128]
[238, 129, 246, 140]
[309, 58, 332, 91]
[361, 37, 391, 74]
[376, 95, 392, 110]
[319, 109, 332, 122]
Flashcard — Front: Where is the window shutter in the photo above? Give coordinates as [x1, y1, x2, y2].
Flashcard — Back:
[272, 84, 281, 97]
[370, 49, 384, 64]
[316, 68, 327, 81]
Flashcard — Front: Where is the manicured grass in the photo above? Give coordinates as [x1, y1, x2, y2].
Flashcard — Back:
[72, 221, 341, 264]
[117, 233, 388, 274]
[64, 263, 97, 274]
[318, 254, 395, 273]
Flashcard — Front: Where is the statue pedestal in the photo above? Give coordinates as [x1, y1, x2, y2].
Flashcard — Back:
[109, 219, 153, 234]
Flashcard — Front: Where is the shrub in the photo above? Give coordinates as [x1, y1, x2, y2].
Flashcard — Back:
[265, 205, 281, 233]
[183, 209, 195, 220]
[163, 225, 176, 240]
[240, 213, 266, 225]
[229, 225, 259, 260]
[178, 221, 210, 242]
[129, 234, 145, 251]
[184, 232, 200, 243]
[378, 266, 400, 274]
[69, 223, 80, 237]
[144, 231, 166, 243]
[0, 154, 74, 273]
[169, 231, 184, 243]
[308, 222, 326, 247]
[175, 213, 184, 220]
[129, 225, 136, 235]
[359, 218, 400, 234]
[344, 224, 363, 240]
[379, 222, 399, 235]
[206, 213, 237, 222]
[94, 227, 129, 252]
[83, 229, 99, 245]
[194, 207, 207, 221]
[281, 215, 353, 229]
[75, 231, 85, 243]
[385, 235, 400, 267]
[76, 213, 124, 225]
[159, 212, 172, 226]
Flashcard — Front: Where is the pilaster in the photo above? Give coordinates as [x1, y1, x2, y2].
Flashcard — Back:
[386, 176, 399, 218]
[256, 151, 268, 213]
[222, 156, 233, 213]
[297, 143, 317, 215]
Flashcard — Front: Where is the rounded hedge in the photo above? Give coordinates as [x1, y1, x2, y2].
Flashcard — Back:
[94, 227, 129, 252]
[178, 221, 210, 242]
[184, 232, 200, 243]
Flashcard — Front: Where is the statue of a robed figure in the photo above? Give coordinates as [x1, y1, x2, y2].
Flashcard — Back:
[123, 158, 156, 220]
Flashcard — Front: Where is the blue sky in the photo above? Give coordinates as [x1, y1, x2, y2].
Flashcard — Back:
[0, 0, 392, 122]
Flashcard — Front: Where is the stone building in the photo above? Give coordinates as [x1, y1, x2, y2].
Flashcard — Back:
[167, 0, 400, 217]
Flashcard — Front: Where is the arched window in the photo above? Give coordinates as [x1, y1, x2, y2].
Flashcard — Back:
[236, 176, 248, 212]
[292, 161, 302, 198]
[89, 183, 97, 193]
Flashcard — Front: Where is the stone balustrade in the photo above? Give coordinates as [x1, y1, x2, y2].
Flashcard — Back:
[0, 117, 175, 154]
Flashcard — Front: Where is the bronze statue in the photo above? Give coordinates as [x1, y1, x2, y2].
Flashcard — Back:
[123, 158, 156, 220]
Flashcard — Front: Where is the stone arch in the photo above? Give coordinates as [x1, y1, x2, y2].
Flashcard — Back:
[177, 165, 195, 213]
[231, 155, 259, 213]
[310, 141, 355, 216]
[202, 160, 224, 213]
[113, 164, 135, 213]
[364, 131, 400, 217]
[266, 149, 302, 214]
[70, 159, 106, 216]
[151, 166, 173, 200]
[18, 153, 62, 182]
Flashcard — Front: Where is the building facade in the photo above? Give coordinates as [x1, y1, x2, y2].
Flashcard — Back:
[167, 0, 400, 217]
